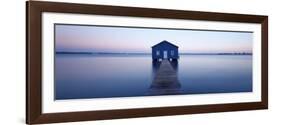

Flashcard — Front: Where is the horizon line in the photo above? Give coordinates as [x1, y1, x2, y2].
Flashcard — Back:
[56, 51, 252, 55]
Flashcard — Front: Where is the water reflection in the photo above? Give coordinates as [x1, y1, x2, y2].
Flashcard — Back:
[56, 55, 253, 100]
[149, 60, 182, 95]
[152, 60, 178, 74]
[170, 60, 178, 71]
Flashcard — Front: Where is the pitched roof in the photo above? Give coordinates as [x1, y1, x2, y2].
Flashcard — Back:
[151, 40, 178, 48]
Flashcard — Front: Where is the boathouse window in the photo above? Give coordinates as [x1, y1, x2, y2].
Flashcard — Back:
[156, 51, 160, 56]
[171, 50, 174, 56]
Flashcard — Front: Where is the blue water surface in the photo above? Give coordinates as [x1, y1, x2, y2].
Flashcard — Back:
[55, 54, 252, 100]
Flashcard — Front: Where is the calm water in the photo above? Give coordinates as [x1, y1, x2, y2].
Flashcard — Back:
[55, 54, 252, 100]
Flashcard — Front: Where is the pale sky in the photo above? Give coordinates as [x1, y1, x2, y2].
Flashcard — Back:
[55, 24, 253, 53]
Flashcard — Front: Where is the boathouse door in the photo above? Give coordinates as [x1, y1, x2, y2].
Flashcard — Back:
[163, 51, 168, 59]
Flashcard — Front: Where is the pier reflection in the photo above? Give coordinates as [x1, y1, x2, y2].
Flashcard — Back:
[149, 60, 181, 95]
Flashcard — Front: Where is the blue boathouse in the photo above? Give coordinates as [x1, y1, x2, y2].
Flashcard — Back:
[152, 40, 179, 61]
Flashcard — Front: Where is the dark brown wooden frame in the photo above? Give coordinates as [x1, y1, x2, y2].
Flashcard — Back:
[26, 1, 268, 124]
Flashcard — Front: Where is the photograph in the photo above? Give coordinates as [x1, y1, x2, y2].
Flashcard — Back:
[26, 1, 268, 123]
[55, 24, 253, 100]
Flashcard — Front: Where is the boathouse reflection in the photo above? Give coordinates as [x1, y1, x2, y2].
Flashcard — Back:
[149, 60, 181, 95]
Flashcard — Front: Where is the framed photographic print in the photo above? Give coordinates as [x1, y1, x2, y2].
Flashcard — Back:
[26, 1, 268, 124]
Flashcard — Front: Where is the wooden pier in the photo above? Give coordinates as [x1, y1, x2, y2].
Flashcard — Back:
[149, 59, 181, 95]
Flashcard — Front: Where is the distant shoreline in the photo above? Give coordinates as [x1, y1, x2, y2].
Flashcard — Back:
[56, 52, 252, 55]
[56, 52, 93, 54]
